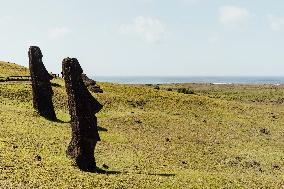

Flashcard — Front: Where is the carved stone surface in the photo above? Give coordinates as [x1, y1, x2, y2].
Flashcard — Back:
[62, 57, 103, 171]
[28, 46, 56, 120]
[82, 74, 103, 93]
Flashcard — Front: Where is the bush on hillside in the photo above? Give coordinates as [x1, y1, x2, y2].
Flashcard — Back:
[177, 88, 194, 94]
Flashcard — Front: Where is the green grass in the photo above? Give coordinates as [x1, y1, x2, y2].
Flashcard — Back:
[1, 62, 284, 188]
[0, 61, 29, 77]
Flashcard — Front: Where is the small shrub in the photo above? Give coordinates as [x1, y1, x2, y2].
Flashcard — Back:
[154, 85, 160, 90]
[177, 88, 194, 94]
[51, 83, 61, 87]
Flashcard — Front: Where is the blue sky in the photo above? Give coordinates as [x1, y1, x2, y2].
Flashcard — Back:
[0, 0, 284, 76]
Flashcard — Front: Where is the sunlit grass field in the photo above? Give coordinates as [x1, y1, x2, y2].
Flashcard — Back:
[1, 61, 284, 188]
[0, 61, 29, 77]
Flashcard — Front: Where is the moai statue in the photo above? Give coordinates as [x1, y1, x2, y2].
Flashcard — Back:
[62, 57, 103, 171]
[28, 46, 56, 121]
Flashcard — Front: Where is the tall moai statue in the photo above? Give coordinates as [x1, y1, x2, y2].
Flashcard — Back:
[28, 46, 56, 120]
[62, 57, 103, 171]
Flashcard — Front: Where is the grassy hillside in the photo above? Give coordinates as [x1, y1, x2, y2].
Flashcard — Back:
[0, 61, 29, 77]
[1, 62, 284, 188]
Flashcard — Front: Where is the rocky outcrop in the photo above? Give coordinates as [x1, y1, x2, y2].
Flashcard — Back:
[82, 74, 103, 93]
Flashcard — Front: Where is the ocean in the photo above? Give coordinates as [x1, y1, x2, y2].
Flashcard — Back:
[93, 76, 284, 85]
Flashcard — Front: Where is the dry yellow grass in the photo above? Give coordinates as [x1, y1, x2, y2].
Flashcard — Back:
[0, 61, 29, 77]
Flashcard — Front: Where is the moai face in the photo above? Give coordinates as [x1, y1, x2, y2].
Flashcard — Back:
[62, 58, 84, 84]
[30, 46, 43, 59]
[30, 47, 53, 81]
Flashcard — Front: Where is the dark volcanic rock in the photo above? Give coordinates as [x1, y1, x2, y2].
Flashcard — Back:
[28, 46, 56, 120]
[82, 74, 103, 93]
[260, 128, 270, 135]
[102, 164, 109, 169]
[88, 85, 103, 93]
[62, 58, 103, 172]
[34, 155, 42, 161]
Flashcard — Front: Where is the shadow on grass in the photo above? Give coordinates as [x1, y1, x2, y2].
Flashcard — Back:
[51, 120, 108, 132]
[84, 167, 121, 174]
[89, 167, 175, 177]
[146, 173, 176, 177]
[53, 118, 70, 123]
[98, 126, 108, 131]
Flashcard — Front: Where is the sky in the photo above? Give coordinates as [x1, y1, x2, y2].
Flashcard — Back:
[0, 0, 284, 76]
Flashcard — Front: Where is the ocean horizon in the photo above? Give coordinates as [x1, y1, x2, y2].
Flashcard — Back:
[92, 76, 284, 85]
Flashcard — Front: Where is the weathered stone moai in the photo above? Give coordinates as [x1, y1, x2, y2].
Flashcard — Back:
[62, 57, 103, 171]
[82, 74, 103, 93]
[28, 46, 56, 120]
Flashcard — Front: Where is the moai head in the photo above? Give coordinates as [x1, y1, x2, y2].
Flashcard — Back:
[62, 58, 103, 114]
[29, 46, 43, 60]
[62, 58, 83, 83]
[29, 46, 53, 82]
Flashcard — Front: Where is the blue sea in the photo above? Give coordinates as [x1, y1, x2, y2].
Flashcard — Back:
[93, 76, 284, 85]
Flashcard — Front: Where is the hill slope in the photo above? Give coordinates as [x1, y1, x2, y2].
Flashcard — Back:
[0, 61, 29, 77]
[1, 62, 284, 188]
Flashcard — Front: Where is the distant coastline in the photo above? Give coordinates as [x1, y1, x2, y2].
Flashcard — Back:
[93, 76, 284, 85]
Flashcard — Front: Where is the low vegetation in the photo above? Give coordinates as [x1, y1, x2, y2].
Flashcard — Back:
[0, 61, 29, 77]
[1, 61, 284, 188]
[177, 88, 194, 94]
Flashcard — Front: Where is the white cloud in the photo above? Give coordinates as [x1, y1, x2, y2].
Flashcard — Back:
[119, 16, 166, 44]
[219, 6, 250, 27]
[268, 15, 284, 32]
[48, 27, 70, 39]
